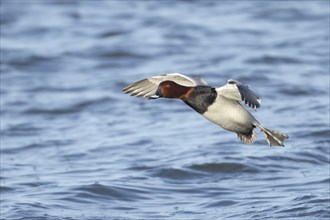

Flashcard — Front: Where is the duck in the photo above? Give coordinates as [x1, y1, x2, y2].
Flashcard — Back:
[123, 73, 288, 146]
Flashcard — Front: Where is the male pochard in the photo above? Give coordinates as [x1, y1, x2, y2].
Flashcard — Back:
[123, 73, 288, 146]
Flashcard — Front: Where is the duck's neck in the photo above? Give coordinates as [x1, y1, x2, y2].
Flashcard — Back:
[183, 86, 217, 114]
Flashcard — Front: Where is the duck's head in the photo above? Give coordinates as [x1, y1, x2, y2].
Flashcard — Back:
[155, 81, 191, 99]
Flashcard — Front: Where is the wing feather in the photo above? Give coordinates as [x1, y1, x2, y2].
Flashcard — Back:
[123, 73, 207, 99]
[217, 79, 261, 110]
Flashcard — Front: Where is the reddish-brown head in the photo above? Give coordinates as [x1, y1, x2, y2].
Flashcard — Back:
[156, 81, 192, 99]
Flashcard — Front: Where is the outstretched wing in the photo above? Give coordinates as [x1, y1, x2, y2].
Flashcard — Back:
[122, 73, 207, 99]
[216, 79, 261, 110]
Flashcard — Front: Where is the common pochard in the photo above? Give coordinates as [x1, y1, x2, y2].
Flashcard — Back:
[123, 73, 288, 146]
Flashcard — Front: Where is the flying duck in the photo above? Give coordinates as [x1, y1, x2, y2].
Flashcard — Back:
[123, 73, 288, 146]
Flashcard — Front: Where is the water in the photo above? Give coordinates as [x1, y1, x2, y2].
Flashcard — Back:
[1, 1, 329, 219]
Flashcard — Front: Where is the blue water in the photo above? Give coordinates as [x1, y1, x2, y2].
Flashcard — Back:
[1, 1, 329, 219]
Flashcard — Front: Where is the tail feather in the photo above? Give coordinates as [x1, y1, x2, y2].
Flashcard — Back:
[237, 129, 257, 145]
[256, 124, 289, 147]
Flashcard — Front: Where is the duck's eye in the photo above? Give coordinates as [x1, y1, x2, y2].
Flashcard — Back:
[165, 83, 171, 88]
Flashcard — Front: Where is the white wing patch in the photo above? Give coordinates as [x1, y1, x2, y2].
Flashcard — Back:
[217, 79, 261, 110]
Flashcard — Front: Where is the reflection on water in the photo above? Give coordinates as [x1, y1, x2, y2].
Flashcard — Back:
[1, 1, 329, 220]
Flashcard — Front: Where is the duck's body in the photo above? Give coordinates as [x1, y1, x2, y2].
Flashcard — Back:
[123, 73, 288, 146]
[203, 93, 257, 133]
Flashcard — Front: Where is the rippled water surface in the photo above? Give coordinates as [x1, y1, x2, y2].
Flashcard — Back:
[1, 1, 329, 219]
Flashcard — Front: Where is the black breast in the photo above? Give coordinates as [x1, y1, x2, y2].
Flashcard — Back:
[184, 86, 217, 114]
